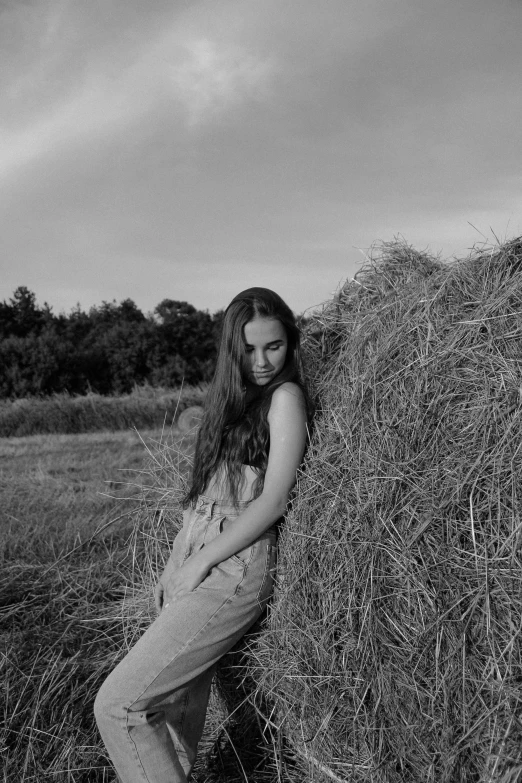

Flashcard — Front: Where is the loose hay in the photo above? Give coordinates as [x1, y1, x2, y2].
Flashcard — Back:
[250, 238, 522, 783]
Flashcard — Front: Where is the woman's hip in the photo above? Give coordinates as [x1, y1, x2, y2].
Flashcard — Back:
[97, 544, 274, 714]
[173, 494, 278, 565]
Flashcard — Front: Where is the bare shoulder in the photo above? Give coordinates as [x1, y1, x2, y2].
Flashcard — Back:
[268, 382, 306, 419]
[273, 381, 305, 402]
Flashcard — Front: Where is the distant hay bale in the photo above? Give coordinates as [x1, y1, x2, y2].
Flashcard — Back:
[177, 405, 204, 435]
[250, 238, 522, 782]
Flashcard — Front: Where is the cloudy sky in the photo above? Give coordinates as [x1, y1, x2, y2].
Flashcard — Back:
[1, 0, 521, 317]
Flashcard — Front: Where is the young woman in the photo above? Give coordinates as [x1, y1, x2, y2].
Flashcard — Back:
[94, 287, 310, 783]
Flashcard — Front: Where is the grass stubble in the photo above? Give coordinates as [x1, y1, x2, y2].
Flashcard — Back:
[0, 427, 165, 782]
[1, 418, 283, 783]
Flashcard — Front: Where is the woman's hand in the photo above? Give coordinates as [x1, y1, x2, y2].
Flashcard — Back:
[154, 553, 178, 615]
[162, 555, 209, 608]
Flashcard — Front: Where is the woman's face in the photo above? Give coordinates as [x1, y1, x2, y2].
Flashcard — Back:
[243, 317, 288, 386]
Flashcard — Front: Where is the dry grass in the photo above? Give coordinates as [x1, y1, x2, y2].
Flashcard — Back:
[1, 423, 283, 782]
[0, 429, 155, 563]
[249, 237, 522, 782]
[0, 427, 180, 782]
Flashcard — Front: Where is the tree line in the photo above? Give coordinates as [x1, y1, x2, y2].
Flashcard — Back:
[0, 287, 223, 398]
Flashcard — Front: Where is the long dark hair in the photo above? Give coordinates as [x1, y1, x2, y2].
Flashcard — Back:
[184, 287, 310, 507]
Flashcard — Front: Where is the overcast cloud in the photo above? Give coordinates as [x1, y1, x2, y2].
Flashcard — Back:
[1, 0, 521, 316]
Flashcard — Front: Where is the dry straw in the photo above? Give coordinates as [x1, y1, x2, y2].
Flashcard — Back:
[249, 237, 522, 782]
[0, 428, 192, 783]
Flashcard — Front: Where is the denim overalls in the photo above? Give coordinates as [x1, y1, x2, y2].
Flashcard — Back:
[95, 493, 277, 783]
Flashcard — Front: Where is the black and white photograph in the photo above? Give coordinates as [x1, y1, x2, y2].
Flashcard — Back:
[1, 1, 521, 781]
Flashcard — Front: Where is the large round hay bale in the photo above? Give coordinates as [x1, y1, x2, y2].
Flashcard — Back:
[251, 238, 522, 783]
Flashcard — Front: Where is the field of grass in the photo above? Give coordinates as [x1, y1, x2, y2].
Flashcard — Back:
[0, 427, 166, 781]
[0, 429, 151, 560]
[0, 424, 284, 783]
[0, 385, 207, 438]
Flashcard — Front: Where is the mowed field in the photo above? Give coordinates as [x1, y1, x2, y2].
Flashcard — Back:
[0, 425, 282, 783]
[0, 427, 183, 783]
[0, 429, 158, 559]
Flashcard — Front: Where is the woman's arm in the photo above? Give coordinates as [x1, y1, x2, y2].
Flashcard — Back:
[163, 382, 307, 603]
[197, 381, 307, 566]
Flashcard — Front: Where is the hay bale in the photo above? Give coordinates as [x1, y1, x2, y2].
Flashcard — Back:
[177, 405, 204, 434]
[251, 238, 522, 783]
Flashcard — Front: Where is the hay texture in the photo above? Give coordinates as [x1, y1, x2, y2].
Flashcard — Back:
[251, 238, 522, 783]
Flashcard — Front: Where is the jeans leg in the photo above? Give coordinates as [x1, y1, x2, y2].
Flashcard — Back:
[95, 665, 189, 783]
[94, 540, 270, 783]
[163, 665, 216, 776]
